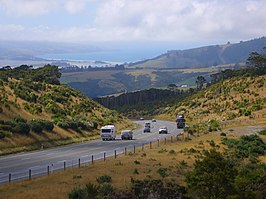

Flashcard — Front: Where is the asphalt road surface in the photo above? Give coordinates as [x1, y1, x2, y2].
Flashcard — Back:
[0, 120, 183, 184]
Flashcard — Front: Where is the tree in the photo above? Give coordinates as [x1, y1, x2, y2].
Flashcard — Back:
[247, 50, 266, 75]
[186, 149, 237, 199]
[196, 76, 207, 90]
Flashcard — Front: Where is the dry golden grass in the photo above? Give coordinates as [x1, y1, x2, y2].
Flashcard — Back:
[2, 129, 264, 199]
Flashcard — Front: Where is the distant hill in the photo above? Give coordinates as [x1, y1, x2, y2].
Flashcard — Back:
[129, 37, 266, 69]
[0, 65, 130, 155]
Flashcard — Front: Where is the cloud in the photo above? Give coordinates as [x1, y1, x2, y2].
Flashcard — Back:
[92, 0, 266, 41]
[64, 0, 89, 15]
[0, 0, 58, 17]
[0, 0, 265, 42]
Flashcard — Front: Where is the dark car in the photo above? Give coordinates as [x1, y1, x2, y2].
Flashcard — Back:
[121, 130, 133, 140]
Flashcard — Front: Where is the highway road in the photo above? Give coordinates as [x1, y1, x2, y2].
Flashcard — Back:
[0, 120, 183, 184]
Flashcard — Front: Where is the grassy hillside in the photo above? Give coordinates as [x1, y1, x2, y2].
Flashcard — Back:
[1, 66, 266, 199]
[61, 68, 215, 98]
[0, 65, 131, 155]
[164, 75, 266, 130]
[129, 37, 266, 69]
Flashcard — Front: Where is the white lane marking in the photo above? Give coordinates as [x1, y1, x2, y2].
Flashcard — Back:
[45, 153, 54, 156]
[21, 158, 30, 160]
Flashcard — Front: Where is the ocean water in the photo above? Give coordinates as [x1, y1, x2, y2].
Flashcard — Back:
[39, 48, 165, 63]
[38, 41, 201, 63]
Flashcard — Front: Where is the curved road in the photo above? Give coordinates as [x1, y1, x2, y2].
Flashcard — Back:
[0, 120, 183, 184]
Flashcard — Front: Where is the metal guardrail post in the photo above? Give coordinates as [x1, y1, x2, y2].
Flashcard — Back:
[171, 136, 173, 143]
[64, 161, 66, 170]
[157, 139, 159, 147]
[142, 144, 144, 151]
[78, 158, 81, 168]
[125, 147, 127, 155]
[29, 169, 31, 180]
[150, 142, 152, 149]
[115, 150, 117, 159]
[134, 145, 136, 153]
[104, 152, 106, 161]
[47, 166, 50, 175]
[165, 137, 166, 144]
[92, 155, 94, 164]
[9, 173, 11, 183]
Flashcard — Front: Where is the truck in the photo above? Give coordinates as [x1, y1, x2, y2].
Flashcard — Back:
[144, 122, 151, 133]
[101, 125, 116, 141]
[176, 115, 186, 129]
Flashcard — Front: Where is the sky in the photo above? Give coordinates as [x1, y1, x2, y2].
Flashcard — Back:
[0, 0, 265, 45]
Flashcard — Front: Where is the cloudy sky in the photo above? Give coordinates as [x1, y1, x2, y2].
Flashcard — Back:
[0, 0, 265, 44]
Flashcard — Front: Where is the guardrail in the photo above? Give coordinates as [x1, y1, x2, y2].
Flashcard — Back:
[0, 133, 186, 185]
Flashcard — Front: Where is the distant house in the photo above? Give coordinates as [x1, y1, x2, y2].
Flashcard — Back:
[180, 84, 188, 88]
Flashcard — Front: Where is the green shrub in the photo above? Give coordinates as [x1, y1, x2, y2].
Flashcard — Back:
[258, 129, 266, 135]
[12, 116, 27, 123]
[13, 122, 30, 135]
[29, 119, 54, 133]
[98, 183, 114, 198]
[68, 187, 86, 199]
[168, 149, 177, 155]
[96, 175, 112, 184]
[84, 183, 98, 199]
[157, 167, 168, 178]
[222, 134, 266, 158]
[0, 131, 6, 139]
[29, 120, 43, 133]
[186, 149, 237, 199]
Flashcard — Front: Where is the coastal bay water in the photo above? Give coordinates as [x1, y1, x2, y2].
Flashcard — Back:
[39, 48, 165, 63]
[38, 41, 200, 63]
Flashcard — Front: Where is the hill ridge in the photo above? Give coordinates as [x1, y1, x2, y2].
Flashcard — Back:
[129, 37, 266, 69]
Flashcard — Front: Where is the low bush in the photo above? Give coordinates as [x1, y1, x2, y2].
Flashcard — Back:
[69, 179, 188, 199]
[96, 175, 112, 184]
[258, 129, 266, 135]
[222, 134, 266, 158]
[13, 122, 30, 135]
[220, 132, 227, 136]
[29, 119, 54, 133]
[157, 168, 168, 178]
[0, 131, 6, 139]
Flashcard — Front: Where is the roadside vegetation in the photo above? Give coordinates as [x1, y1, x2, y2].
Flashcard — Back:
[0, 65, 130, 155]
[1, 129, 265, 199]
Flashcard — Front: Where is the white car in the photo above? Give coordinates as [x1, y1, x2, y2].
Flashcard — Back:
[159, 126, 168, 134]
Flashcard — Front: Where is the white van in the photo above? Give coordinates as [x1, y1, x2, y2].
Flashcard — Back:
[101, 125, 116, 141]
